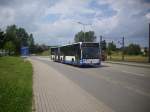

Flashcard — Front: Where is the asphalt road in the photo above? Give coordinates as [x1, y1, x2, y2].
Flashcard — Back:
[33, 56, 150, 112]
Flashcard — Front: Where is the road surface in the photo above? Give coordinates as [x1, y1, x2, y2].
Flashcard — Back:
[30, 56, 150, 112]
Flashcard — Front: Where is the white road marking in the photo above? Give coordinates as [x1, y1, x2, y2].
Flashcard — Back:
[103, 63, 149, 77]
[121, 70, 145, 77]
[125, 86, 150, 98]
[69, 66, 150, 98]
[34, 58, 150, 98]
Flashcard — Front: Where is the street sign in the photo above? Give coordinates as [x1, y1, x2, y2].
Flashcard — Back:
[21, 47, 29, 57]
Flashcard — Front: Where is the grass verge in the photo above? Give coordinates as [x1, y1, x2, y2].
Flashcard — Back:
[38, 50, 50, 56]
[0, 57, 33, 112]
[107, 52, 148, 63]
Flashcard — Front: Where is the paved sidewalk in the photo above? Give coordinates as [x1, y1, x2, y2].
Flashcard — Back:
[30, 58, 114, 112]
[104, 61, 150, 68]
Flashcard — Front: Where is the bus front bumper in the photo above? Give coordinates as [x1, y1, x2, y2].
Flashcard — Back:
[80, 59, 101, 66]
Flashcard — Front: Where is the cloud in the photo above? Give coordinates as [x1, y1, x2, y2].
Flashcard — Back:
[92, 0, 150, 46]
[0, 0, 150, 47]
[0, 7, 15, 26]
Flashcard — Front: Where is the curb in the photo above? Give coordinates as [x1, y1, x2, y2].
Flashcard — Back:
[104, 61, 150, 68]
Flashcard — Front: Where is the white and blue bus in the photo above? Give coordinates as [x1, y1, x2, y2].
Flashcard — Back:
[51, 47, 59, 61]
[51, 42, 101, 66]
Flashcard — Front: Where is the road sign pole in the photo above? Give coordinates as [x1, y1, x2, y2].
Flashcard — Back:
[99, 35, 102, 59]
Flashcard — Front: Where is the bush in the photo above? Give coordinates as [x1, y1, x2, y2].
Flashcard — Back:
[126, 44, 141, 55]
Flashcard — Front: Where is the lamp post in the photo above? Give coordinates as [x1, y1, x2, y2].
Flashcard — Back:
[148, 23, 150, 63]
[122, 37, 125, 61]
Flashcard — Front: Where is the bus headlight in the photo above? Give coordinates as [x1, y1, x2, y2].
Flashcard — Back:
[80, 60, 83, 64]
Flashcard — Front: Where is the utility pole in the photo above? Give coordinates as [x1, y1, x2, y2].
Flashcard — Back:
[148, 23, 150, 63]
[83, 24, 85, 42]
[99, 35, 102, 60]
[100, 35, 102, 43]
[122, 37, 125, 61]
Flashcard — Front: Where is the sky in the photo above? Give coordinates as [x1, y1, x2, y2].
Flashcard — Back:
[0, 0, 150, 47]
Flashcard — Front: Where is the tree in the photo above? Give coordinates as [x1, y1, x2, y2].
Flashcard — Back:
[107, 41, 116, 51]
[5, 25, 17, 42]
[34, 44, 49, 54]
[123, 46, 128, 55]
[107, 41, 116, 60]
[74, 31, 96, 42]
[0, 29, 6, 49]
[16, 27, 29, 46]
[127, 43, 141, 55]
[74, 31, 84, 42]
[1, 24, 35, 55]
[28, 34, 34, 47]
[4, 41, 15, 55]
[3, 25, 35, 55]
[27, 34, 35, 53]
[100, 40, 106, 51]
[143, 47, 148, 56]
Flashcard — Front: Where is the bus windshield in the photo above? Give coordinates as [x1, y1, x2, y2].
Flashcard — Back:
[82, 47, 99, 59]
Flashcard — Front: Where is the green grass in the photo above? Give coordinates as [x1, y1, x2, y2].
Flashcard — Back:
[0, 57, 33, 112]
[37, 50, 50, 56]
[107, 52, 148, 63]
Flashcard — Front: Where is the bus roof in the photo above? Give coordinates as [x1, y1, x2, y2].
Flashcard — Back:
[61, 42, 99, 47]
[51, 42, 99, 48]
